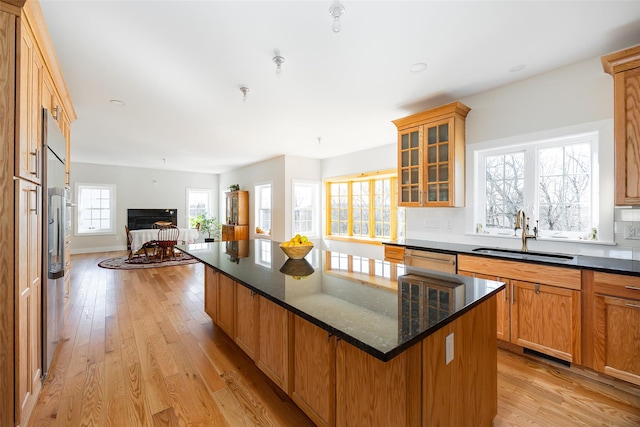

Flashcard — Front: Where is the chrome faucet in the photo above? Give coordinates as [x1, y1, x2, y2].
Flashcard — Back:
[514, 210, 538, 252]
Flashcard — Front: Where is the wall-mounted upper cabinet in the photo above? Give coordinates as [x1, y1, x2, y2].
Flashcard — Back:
[602, 44, 640, 206]
[16, 20, 43, 184]
[393, 102, 470, 207]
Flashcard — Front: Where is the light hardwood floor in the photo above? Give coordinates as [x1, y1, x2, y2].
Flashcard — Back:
[28, 252, 640, 426]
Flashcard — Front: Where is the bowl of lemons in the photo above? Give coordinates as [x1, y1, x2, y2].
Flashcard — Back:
[279, 234, 313, 259]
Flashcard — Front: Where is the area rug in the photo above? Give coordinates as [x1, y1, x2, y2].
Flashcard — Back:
[98, 253, 199, 270]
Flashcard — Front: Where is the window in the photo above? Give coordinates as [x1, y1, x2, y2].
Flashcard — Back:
[186, 188, 212, 227]
[476, 131, 598, 239]
[76, 183, 115, 235]
[293, 180, 320, 237]
[326, 171, 404, 242]
[255, 183, 272, 236]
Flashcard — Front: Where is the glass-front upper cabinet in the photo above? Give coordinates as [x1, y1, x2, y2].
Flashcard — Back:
[393, 102, 470, 207]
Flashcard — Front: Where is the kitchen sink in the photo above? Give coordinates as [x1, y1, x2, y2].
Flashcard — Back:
[471, 247, 575, 262]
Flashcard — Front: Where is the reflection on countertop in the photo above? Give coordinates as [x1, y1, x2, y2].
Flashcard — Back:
[178, 239, 504, 361]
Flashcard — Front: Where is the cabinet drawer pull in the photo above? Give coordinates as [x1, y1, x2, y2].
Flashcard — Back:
[626, 303, 640, 309]
[534, 283, 540, 294]
[624, 286, 640, 291]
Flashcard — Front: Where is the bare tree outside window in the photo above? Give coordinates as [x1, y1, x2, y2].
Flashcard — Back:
[538, 143, 591, 232]
[484, 152, 524, 231]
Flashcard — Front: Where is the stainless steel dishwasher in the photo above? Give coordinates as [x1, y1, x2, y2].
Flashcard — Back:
[403, 248, 457, 274]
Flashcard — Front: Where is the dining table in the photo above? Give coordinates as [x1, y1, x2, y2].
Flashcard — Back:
[129, 228, 200, 254]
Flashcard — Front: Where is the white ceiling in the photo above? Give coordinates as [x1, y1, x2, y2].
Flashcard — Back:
[39, 0, 640, 174]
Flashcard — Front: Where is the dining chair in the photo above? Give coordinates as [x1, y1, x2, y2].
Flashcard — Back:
[152, 221, 173, 229]
[157, 225, 180, 261]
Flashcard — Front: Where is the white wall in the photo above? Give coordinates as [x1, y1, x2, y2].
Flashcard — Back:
[70, 162, 218, 253]
[399, 56, 629, 258]
[72, 54, 640, 260]
[320, 143, 397, 258]
[219, 155, 322, 242]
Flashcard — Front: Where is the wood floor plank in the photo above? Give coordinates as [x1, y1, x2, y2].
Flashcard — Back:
[29, 251, 640, 427]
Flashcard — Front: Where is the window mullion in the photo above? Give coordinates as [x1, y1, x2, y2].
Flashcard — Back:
[347, 182, 353, 237]
[390, 177, 397, 240]
[368, 179, 375, 238]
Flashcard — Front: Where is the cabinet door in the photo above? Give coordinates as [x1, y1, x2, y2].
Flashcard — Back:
[291, 315, 336, 427]
[511, 280, 581, 363]
[16, 24, 42, 184]
[397, 126, 422, 206]
[594, 294, 640, 386]
[204, 266, 217, 321]
[15, 179, 42, 423]
[257, 296, 291, 393]
[424, 117, 453, 206]
[459, 270, 510, 342]
[234, 284, 258, 360]
[614, 68, 640, 205]
[217, 273, 234, 337]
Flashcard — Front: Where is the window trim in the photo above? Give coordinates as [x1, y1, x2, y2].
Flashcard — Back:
[74, 183, 116, 236]
[325, 169, 401, 244]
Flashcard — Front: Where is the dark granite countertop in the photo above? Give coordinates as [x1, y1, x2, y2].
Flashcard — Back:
[178, 239, 504, 362]
[386, 239, 640, 276]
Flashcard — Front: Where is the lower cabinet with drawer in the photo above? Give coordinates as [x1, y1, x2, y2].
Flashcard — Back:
[593, 271, 640, 386]
[458, 255, 582, 364]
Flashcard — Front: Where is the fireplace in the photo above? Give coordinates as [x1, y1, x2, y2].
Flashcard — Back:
[127, 208, 177, 230]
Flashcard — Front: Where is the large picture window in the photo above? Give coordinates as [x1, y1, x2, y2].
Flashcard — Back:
[476, 131, 598, 239]
[76, 183, 116, 235]
[326, 171, 404, 242]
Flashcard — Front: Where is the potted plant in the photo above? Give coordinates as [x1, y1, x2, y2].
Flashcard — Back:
[191, 214, 221, 242]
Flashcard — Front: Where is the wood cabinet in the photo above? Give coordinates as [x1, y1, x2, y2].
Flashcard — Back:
[0, 8, 17, 426]
[257, 295, 292, 393]
[458, 270, 510, 342]
[511, 280, 581, 362]
[15, 178, 42, 425]
[422, 296, 497, 426]
[458, 255, 582, 364]
[217, 273, 235, 337]
[602, 45, 640, 205]
[383, 244, 404, 263]
[16, 19, 43, 185]
[234, 283, 258, 360]
[2, 3, 75, 425]
[392, 102, 470, 207]
[291, 315, 336, 427]
[223, 190, 249, 240]
[593, 271, 640, 386]
[204, 266, 218, 321]
[336, 338, 421, 426]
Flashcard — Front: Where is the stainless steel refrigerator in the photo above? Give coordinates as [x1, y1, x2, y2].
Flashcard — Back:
[42, 108, 66, 376]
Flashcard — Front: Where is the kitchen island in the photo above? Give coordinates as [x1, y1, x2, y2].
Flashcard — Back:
[178, 240, 504, 426]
